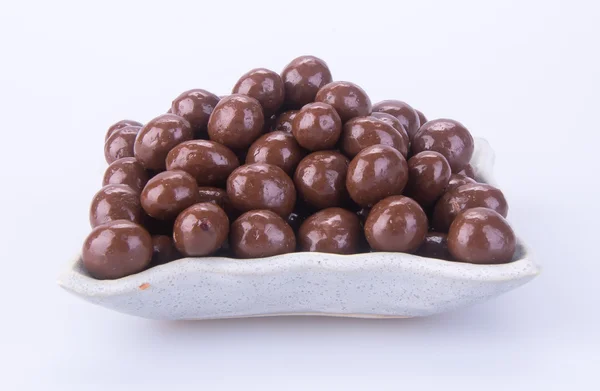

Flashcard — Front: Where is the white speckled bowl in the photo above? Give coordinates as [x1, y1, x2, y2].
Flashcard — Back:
[58, 138, 540, 320]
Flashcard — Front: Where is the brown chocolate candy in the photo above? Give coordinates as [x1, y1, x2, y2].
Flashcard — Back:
[82, 220, 152, 280]
[416, 110, 427, 127]
[415, 232, 453, 261]
[227, 163, 296, 217]
[372, 100, 421, 141]
[292, 102, 342, 151]
[90, 184, 143, 228]
[166, 140, 239, 187]
[232, 68, 285, 115]
[134, 114, 194, 171]
[170, 89, 220, 137]
[272, 110, 298, 133]
[432, 183, 509, 232]
[230, 210, 296, 258]
[404, 151, 452, 207]
[448, 208, 516, 264]
[281, 55, 333, 108]
[150, 235, 182, 266]
[411, 118, 474, 172]
[173, 203, 229, 256]
[457, 163, 476, 179]
[197, 187, 235, 218]
[346, 145, 408, 207]
[140, 170, 200, 220]
[369, 112, 410, 148]
[341, 116, 409, 158]
[246, 131, 306, 175]
[446, 174, 476, 192]
[105, 120, 143, 141]
[294, 151, 349, 209]
[298, 207, 361, 254]
[104, 126, 140, 164]
[103, 157, 149, 193]
[207, 94, 265, 150]
[365, 196, 428, 253]
[315, 81, 372, 122]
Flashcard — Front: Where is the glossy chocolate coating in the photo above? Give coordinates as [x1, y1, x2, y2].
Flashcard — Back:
[281, 55, 333, 108]
[232, 68, 284, 115]
[341, 116, 408, 158]
[292, 102, 342, 151]
[171, 89, 220, 137]
[105, 120, 143, 141]
[272, 110, 298, 133]
[372, 100, 421, 141]
[166, 140, 239, 187]
[89, 184, 143, 228]
[294, 151, 349, 209]
[102, 157, 149, 193]
[230, 210, 296, 258]
[346, 145, 408, 207]
[432, 183, 509, 232]
[140, 170, 200, 220]
[448, 208, 516, 264]
[298, 207, 361, 254]
[134, 114, 194, 171]
[457, 163, 475, 179]
[405, 151, 452, 207]
[446, 174, 476, 192]
[369, 112, 409, 147]
[82, 220, 152, 280]
[364, 195, 428, 253]
[416, 110, 427, 127]
[197, 186, 235, 218]
[315, 81, 372, 122]
[246, 131, 305, 175]
[411, 118, 474, 172]
[415, 232, 453, 261]
[227, 163, 296, 217]
[173, 203, 229, 256]
[104, 126, 140, 164]
[207, 94, 264, 150]
[150, 235, 181, 266]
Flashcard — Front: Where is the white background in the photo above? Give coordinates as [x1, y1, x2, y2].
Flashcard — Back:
[1, 0, 599, 389]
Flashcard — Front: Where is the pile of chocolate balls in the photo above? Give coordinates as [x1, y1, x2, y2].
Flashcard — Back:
[83, 55, 516, 280]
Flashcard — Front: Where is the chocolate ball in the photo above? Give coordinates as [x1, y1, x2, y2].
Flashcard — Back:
[82, 220, 152, 280]
[372, 100, 421, 141]
[134, 114, 194, 171]
[173, 203, 229, 256]
[341, 116, 409, 158]
[411, 118, 474, 172]
[448, 208, 516, 264]
[281, 55, 333, 108]
[298, 207, 362, 254]
[104, 126, 140, 164]
[207, 94, 264, 150]
[346, 145, 408, 207]
[446, 174, 476, 192]
[140, 170, 200, 220]
[369, 112, 410, 147]
[150, 235, 182, 266]
[294, 151, 349, 209]
[232, 68, 285, 115]
[404, 151, 452, 207]
[432, 183, 509, 232]
[89, 184, 143, 228]
[416, 110, 427, 127]
[457, 163, 476, 179]
[230, 210, 296, 258]
[103, 157, 149, 193]
[315, 81, 372, 122]
[170, 89, 220, 137]
[105, 120, 143, 141]
[227, 163, 296, 217]
[246, 131, 306, 175]
[272, 110, 298, 133]
[365, 196, 428, 253]
[166, 140, 239, 187]
[415, 232, 453, 261]
[292, 102, 342, 151]
[197, 186, 233, 214]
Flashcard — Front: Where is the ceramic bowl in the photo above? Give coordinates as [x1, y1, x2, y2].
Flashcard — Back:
[58, 138, 540, 320]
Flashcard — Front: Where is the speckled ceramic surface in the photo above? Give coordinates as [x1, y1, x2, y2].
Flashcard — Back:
[58, 138, 540, 320]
